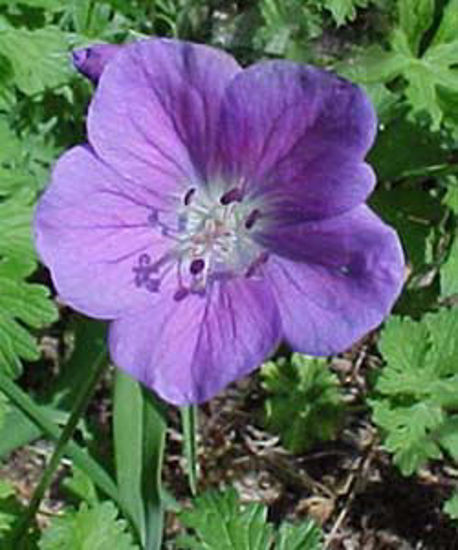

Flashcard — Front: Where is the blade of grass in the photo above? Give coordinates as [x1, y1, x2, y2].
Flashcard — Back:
[113, 372, 167, 550]
[142, 390, 166, 550]
[0, 370, 118, 503]
[113, 371, 147, 546]
[10, 349, 109, 543]
[180, 405, 199, 495]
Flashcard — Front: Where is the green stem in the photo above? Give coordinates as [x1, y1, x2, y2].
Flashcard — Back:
[180, 405, 199, 496]
[143, 391, 167, 550]
[6, 351, 108, 543]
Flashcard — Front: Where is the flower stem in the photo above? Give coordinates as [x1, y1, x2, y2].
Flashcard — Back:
[180, 404, 199, 495]
[11, 349, 108, 544]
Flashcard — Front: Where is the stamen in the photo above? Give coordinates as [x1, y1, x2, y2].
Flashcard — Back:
[246, 251, 269, 278]
[190, 258, 205, 275]
[220, 187, 243, 205]
[173, 287, 189, 301]
[184, 187, 196, 206]
[245, 209, 260, 230]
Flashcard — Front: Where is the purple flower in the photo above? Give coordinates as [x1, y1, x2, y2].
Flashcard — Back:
[34, 39, 404, 405]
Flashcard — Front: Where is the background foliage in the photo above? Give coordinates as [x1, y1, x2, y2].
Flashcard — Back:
[0, 0, 458, 548]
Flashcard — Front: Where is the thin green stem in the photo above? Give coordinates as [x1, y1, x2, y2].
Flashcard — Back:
[180, 404, 199, 496]
[7, 350, 108, 543]
[143, 391, 167, 550]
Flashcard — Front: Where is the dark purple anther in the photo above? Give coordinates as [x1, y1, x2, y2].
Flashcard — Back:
[173, 287, 189, 301]
[139, 253, 151, 265]
[190, 258, 205, 275]
[220, 187, 243, 205]
[184, 188, 196, 206]
[245, 209, 260, 230]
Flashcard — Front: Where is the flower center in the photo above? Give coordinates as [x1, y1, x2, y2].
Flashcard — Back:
[133, 185, 267, 299]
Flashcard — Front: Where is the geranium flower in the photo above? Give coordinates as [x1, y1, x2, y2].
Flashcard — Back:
[34, 39, 404, 405]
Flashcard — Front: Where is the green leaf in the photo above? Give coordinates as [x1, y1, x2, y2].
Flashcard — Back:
[39, 502, 139, 550]
[176, 489, 324, 549]
[398, 0, 434, 56]
[261, 354, 343, 453]
[372, 400, 443, 475]
[0, 26, 71, 96]
[338, 45, 411, 85]
[255, 0, 322, 57]
[0, 480, 23, 538]
[0, 207, 58, 371]
[373, 309, 458, 475]
[275, 520, 323, 549]
[321, 0, 370, 26]
[436, 416, 458, 460]
[338, 1, 458, 129]
[377, 316, 432, 397]
[432, 0, 458, 46]
[176, 489, 273, 550]
[113, 372, 166, 550]
[444, 180, 458, 213]
[0, 0, 63, 9]
[440, 230, 458, 296]
[63, 467, 99, 508]
[0, 391, 8, 432]
[443, 492, 458, 520]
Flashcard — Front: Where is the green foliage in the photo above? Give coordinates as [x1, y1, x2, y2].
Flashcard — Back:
[261, 354, 343, 453]
[274, 520, 323, 549]
[255, 0, 322, 58]
[372, 310, 458, 475]
[63, 467, 98, 508]
[340, 0, 458, 129]
[0, 480, 23, 538]
[39, 501, 138, 550]
[440, 230, 458, 296]
[443, 492, 458, 520]
[0, 23, 72, 96]
[0, 392, 8, 431]
[320, 0, 371, 26]
[0, 479, 39, 548]
[176, 488, 322, 549]
[0, 174, 57, 378]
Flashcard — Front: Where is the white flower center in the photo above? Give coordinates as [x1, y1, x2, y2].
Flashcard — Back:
[133, 185, 267, 299]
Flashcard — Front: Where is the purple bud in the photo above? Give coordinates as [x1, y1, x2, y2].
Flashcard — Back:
[72, 44, 123, 84]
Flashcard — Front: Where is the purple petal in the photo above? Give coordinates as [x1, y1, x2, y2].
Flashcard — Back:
[263, 206, 405, 355]
[87, 38, 241, 195]
[34, 146, 171, 319]
[72, 44, 123, 83]
[217, 62, 376, 220]
[108, 277, 281, 405]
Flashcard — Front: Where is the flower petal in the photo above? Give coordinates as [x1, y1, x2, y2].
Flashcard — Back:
[218, 61, 376, 220]
[263, 206, 405, 355]
[72, 43, 123, 83]
[88, 38, 241, 197]
[34, 146, 171, 319]
[109, 277, 281, 405]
